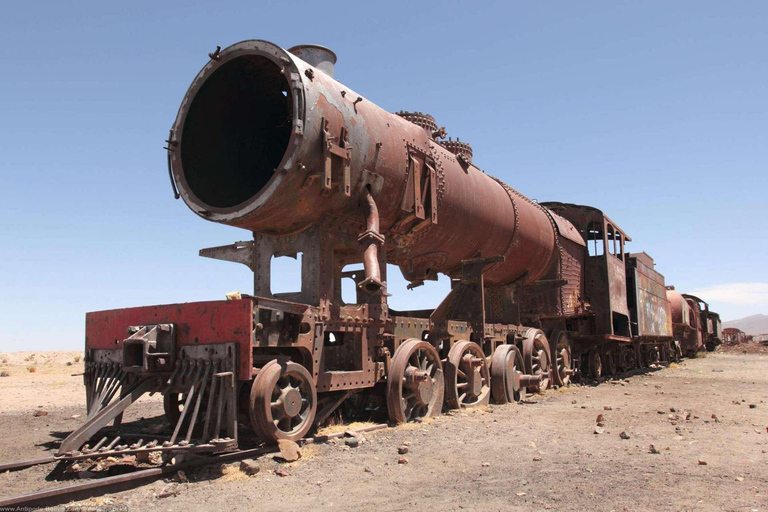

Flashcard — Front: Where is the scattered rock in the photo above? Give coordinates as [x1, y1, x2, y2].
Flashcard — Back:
[571, 400, 577, 404]
[604, 406, 612, 411]
[277, 439, 302, 461]
[670, 407, 676, 412]
[364, 467, 372, 473]
[70, 414, 81, 419]
[532, 457, 542, 462]
[711, 414, 719, 422]
[736, 476, 744, 481]
[619, 431, 630, 440]
[32, 410, 48, 417]
[749, 404, 757, 409]
[657, 411, 665, 414]
[156, 484, 181, 499]
[515, 492, 527, 497]
[481, 462, 490, 467]
[596, 414, 605, 423]
[648, 445, 660, 454]
[176, 470, 188, 483]
[275, 468, 291, 477]
[398, 446, 409, 455]
[698, 460, 707, 466]
[397, 456, 409, 464]
[594, 426, 605, 435]
[402, 441, 412, 446]
[345, 437, 360, 448]
[240, 459, 261, 476]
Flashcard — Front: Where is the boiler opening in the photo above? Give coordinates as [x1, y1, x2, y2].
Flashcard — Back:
[180, 55, 293, 209]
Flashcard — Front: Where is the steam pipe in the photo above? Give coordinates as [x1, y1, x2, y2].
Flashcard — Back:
[358, 187, 385, 294]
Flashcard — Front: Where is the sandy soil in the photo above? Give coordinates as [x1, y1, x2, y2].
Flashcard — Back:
[1, 352, 767, 511]
[0, 351, 85, 411]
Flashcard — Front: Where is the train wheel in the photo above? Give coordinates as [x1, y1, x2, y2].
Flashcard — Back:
[164, 391, 210, 429]
[645, 346, 660, 365]
[549, 330, 572, 387]
[618, 346, 637, 372]
[670, 340, 683, 363]
[445, 341, 491, 409]
[249, 360, 317, 443]
[588, 349, 602, 379]
[522, 329, 551, 392]
[490, 344, 525, 404]
[387, 339, 444, 424]
[602, 348, 616, 376]
[635, 345, 646, 369]
[164, 392, 184, 426]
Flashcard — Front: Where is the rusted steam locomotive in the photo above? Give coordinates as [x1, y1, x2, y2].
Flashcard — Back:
[57, 40, 720, 461]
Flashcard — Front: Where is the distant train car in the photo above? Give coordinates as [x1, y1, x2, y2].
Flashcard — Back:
[683, 294, 722, 351]
[665, 288, 722, 355]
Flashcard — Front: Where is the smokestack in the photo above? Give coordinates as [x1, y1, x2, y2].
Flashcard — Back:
[288, 44, 337, 77]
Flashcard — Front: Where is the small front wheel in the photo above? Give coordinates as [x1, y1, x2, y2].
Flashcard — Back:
[249, 360, 317, 443]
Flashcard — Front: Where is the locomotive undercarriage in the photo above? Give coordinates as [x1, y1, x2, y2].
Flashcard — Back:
[60, 232, 685, 461]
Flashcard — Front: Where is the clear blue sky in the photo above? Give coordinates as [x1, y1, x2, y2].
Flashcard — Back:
[1, 1, 766, 350]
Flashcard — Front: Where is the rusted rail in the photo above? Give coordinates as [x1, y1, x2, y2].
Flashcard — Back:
[0, 455, 57, 472]
[0, 423, 389, 509]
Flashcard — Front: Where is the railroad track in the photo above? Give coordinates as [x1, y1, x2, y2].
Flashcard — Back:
[0, 424, 389, 509]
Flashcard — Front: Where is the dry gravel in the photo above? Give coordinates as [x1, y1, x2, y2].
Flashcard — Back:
[1, 352, 767, 511]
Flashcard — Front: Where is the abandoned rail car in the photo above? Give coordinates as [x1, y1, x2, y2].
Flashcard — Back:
[44, 40, 719, 465]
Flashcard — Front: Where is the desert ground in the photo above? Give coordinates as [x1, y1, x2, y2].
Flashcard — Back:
[1, 348, 767, 511]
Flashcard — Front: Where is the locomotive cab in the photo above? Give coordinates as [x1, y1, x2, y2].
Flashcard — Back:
[540, 203, 632, 340]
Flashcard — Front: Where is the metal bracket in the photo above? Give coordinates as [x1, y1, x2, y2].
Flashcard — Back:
[400, 147, 438, 224]
[122, 323, 175, 373]
[199, 241, 254, 271]
[322, 118, 352, 196]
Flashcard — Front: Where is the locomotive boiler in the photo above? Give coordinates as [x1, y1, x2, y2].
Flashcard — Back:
[55, 39, 714, 462]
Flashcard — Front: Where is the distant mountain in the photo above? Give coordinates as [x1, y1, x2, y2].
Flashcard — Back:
[722, 314, 768, 336]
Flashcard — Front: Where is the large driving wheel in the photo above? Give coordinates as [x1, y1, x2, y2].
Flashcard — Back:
[490, 344, 525, 404]
[249, 360, 317, 443]
[549, 330, 572, 387]
[387, 339, 444, 423]
[445, 341, 490, 409]
[522, 329, 551, 392]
